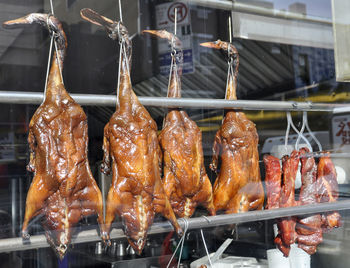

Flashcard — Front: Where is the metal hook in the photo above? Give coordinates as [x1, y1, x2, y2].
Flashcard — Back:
[285, 112, 312, 152]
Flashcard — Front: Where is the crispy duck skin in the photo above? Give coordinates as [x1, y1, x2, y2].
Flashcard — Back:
[274, 151, 299, 257]
[264, 154, 281, 210]
[3, 14, 104, 259]
[200, 40, 264, 214]
[296, 147, 323, 255]
[80, 9, 182, 254]
[317, 153, 341, 230]
[144, 30, 215, 218]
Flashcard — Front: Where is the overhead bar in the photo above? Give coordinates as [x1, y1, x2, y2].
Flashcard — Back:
[0, 200, 349, 253]
[0, 91, 345, 111]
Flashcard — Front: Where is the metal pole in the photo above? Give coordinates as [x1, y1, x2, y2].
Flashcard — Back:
[0, 91, 345, 111]
[11, 179, 16, 237]
[0, 199, 349, 253]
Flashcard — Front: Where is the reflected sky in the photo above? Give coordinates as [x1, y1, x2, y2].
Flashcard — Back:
[253, 0, 332, 18]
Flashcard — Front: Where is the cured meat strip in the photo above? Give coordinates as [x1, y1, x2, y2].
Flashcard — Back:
[3, 14, 104, 259]
[201, 40, 264, 214]
[274, 150, 299, 257]
[264, 154, 281, 210]
[144, 30, 215, 218]
[296, 147, 323, 255]
[317, 153, 341, 231]
[80, 9, 182, 254]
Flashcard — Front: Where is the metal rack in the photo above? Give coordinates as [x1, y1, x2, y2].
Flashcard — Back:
[0, 90, 349, 253]
[0, 91, 347, 111]
[0, 200, 349, 253]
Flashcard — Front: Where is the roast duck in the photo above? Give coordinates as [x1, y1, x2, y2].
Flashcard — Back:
[264, 148, 341, 256]
[3, 14, 104, 258]
[80, 9, 182, 254]
[143, 30, 215, 218]
[200, 40, 264, 214]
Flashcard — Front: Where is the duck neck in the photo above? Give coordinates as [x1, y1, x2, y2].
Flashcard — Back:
[45, 51, 69, 104]
[117, 46, 133, 112]
[225, 59, 239, 101]
[167, 52, 183, 98]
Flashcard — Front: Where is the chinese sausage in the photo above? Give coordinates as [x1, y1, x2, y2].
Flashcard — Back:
[296, 148, 323, 255]
[274, 151, 299, 257]
[200, 40, 264, 214]
[143, 30, 215, 218]
[80, 9, 182, 254]
[3, 14, 104, 259]
[264, 148, 340, 256]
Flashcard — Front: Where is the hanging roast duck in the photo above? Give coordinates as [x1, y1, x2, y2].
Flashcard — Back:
[200, 40, 264, 214]
[3, 14, 104, 259]
[80, 9, 182, 254]
[143, 30, 215, 218]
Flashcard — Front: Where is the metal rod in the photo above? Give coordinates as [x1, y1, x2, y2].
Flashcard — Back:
[0, 91, 345, 111]
[174, 7, 177, 36]
[188, 0, 332, 25]
[0, 200, 349, 253]
[228, 16, 232, 43]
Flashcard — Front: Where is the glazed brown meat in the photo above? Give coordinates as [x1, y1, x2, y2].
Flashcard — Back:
[274, 151, 299, 257]
[317, 153, 341, 230]
[144, 30, 215, 218]
[264, 154, 281, 210]
[296, 148, 323, 255]
[3, 14, 104, 259]
[200, 40, 264, 214]
[80, 9, 182, 254]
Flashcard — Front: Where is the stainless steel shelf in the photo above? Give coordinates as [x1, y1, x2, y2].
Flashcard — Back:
[0, 200, 349, 253]
[0, 91, 346, 111]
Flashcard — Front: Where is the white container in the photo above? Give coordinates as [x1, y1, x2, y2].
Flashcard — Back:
[267, 245, 310, 268]
[267, 248, 290, 268]
[289, 244, 310, 268]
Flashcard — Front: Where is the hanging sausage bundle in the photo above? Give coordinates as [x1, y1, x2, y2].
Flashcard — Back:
[80, 9, 182, 254]
[3, 14, 104, 259]
[264, 147, 341, 256]
[143, 29, 215, 218]
[200, 40, 264, 214]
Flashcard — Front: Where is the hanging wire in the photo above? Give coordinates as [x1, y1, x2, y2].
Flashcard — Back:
[115, 38, 123, 108]
[200, 229, 213, 268]
[166, 218, 189, 268]
[43, 0, 56, 103]
[285, 112, 312, 152]
[47, 0, 64, 86]
[174, 8, 177, 36]
[118, 0, 123, 22]
[49, 0, 54, 15]
[303, 111, 323, 151]
[43, 35, 54, 103]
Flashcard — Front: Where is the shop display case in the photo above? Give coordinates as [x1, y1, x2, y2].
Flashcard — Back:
[0, 0, 350, 267]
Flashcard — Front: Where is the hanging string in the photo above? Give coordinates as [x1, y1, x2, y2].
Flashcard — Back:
[49, 0, 54, 15]
[115, 37, 123, 108]
[43, 35, 54, 103]
[167, 54, 177, 98]
[118, 0, 123, 22]
[200, 229, 213, 268]
[166, 218, 189, 268]
[47, 0, 64, 86]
